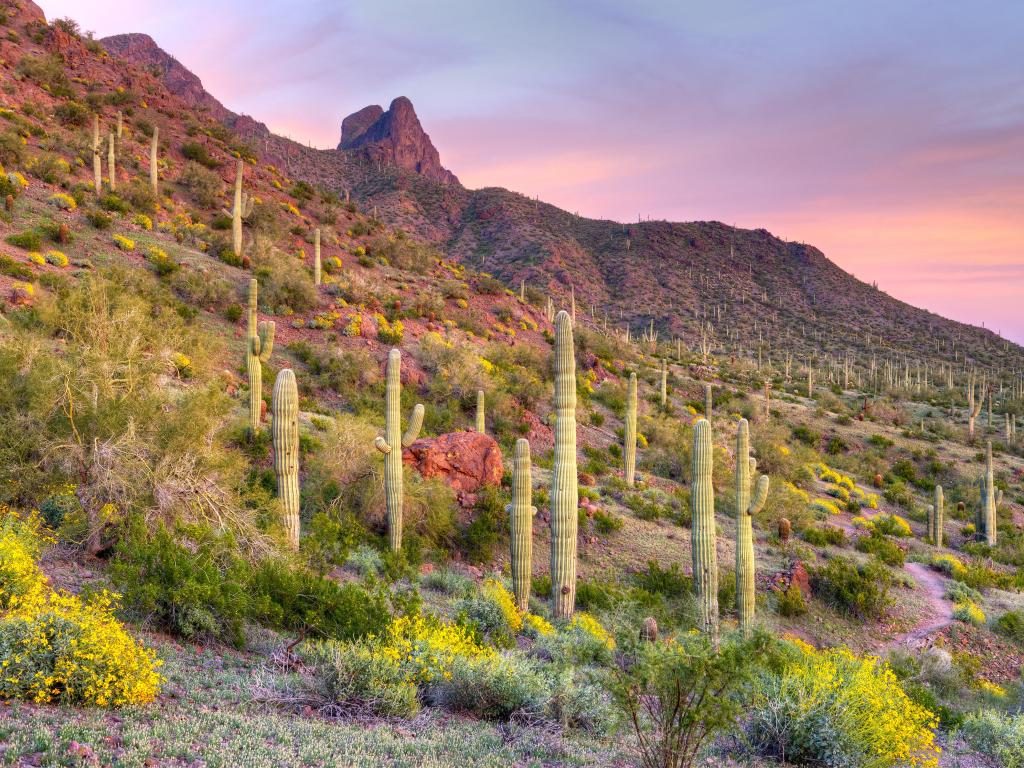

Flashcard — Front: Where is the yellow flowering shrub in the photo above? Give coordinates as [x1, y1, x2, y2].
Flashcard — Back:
[45, 250, 68, 267]
[811, 499, 842, 516]
[26, 251, 44, 266]
[376, 314, 404, 344]
[133, 213, 153, 230]
[0, 510, 163, 706]
[481, 579, 522, 633]
[569, 612, 615, 650]
[953, 600, 985, 627]
[522, 613, 554, 637]
[7, 171, 28, 188]
[112, 234, 135, 251]
[748, 639, 940, 768]
[342, 312, 363, 337]
[379, 613, 492, 684]
[977, 678, 1006, 698]
[47, 192, 76, 210]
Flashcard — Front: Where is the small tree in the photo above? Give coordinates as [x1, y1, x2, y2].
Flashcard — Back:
[614, 630, 777, 768]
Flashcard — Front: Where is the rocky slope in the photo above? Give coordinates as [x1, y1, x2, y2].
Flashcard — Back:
[96, 19, 1023, 371]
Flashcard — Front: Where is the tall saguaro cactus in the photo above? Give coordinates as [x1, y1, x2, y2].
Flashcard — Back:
[550, 310, 578, 619]
[313, 228, 321, 286]
[624, 372, 638, 487]
[246, 279, 276, 433]
[223, 159, 253, 258]
[967, 373, 984, 439]
[660, 359, 668, 406]
[507, 438, 536, 612]
[979, 442, 1000, 546]
[374, 349, 424, 552]
[107, 132, 116, 191]
[691, 418, 718, 638]
[735, 419, 769, 635]
[475, 389, 486, 433]
[92, 115, 102, 195]
[149, 126, 159, 196]
[704, 384, 713, 420]
[272, 369, 300, 549]
[930, 485, 944, 546]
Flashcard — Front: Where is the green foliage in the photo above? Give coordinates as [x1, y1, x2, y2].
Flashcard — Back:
[811, 555, 892, 619]
[993, 610, 1024, 644]
[854, 531, 905, 566]
[181, 141, 221, 169]
[6, 229, 42, 250]
[775, 583, 807, 617]
[801, 525, 847, 547]
[428, 653, 549, 720]
[959, 710, 1024, 768]
[460, 484, 508, 563]
[614, 630, 779, 768]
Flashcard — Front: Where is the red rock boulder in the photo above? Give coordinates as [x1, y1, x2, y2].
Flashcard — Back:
[402, 431, 503, 495]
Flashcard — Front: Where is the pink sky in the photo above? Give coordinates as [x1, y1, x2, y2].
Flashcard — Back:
[44, 0, 1024, 342]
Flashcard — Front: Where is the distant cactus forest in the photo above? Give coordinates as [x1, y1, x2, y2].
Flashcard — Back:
[0, 4, 1022, 768]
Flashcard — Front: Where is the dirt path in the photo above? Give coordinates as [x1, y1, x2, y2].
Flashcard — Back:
[888, 561, 954, 649]
[814, 481, 955, 649]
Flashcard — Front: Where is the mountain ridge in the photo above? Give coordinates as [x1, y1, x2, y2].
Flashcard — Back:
[97, 26, 1022, 367]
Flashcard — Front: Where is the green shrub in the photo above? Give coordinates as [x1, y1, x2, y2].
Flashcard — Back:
[776, 583, 807, 617]
[615, 630, 780, 768]
[959, 710, 1024, 768]
[0, 254, 33, 280]
[459, 484, 507, 563]
[994, 610, 1024, 644]
[811, 555, 892, 619]
[98, 193, 130, 213]
[802, 525, 846, 547]
[54, 100, 89, 127]
[179, 161, 224, 207]
[854, 531, 905, 566]
[6, 229, 42, 251]
[428, 653, 548, 720]
[633, 560, 691, 598]
[86, 209, 113, 229]
[180, 141, 221, 169]
[295, 639, 419, 718]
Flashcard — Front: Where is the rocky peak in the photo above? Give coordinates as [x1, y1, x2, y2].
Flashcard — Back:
[338, 97, 457, 185]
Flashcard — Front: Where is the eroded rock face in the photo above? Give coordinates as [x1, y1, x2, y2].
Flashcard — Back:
[337, 97, 458, 185]
[402, 431, 502, 496]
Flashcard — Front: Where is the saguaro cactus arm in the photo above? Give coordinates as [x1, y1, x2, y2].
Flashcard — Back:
[403, 403, 425, 447]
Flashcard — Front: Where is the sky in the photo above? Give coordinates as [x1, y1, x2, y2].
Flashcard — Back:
[43, 0, 1024, 342]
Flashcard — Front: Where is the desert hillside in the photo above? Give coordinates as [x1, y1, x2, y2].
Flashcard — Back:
[0, 3, 1022, 767]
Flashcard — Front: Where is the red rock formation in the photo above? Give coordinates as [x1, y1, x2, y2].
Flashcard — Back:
[402, 431, 503, 496]
[338, 97, 458, 185]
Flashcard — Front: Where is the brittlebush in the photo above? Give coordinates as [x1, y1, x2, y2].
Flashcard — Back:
[0, 509, 163, 707]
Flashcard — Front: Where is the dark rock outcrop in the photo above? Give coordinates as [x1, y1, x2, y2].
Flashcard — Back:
[338, 97, 458, 184]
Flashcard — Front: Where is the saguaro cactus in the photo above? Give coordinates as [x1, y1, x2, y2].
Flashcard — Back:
[930, 485, 944, 546]
[107, 132, 116, 191]
[373, 349, 424, 552]
[691, 418, 718, 638]
[507, 438, 536, 612]
[978, 441, 1000, 545]
[223, 159, 253, 258]
[272, 368, 300, 549]
[149, 126, 159, 196]
[92, 115, 102, 195]
[624, 372, 637, 487]
[967, 373, 984, 439]
[550, 310, 578, 619]
[475, 389, 486, 434]
[246, 279, 276, 433]
[313, 228, 321, 286]
[704, 384, 713, 420]
[735, 419, 769, 635]
[660, 359, 668, 406]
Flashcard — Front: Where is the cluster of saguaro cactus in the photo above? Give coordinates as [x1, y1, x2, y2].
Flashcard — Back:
[978, 442, 1002, 545]
[149, 126, 159, 197]
[691, 418, 718, 637]
[704, 383, 713, 419]
[313, 228, 321, 286]
[550, 310, 578, 619]
[929, 485, 944, 546]
[476, 389, 486, 433]
[624, 372, 637, 487]
[374, 349, 424, 552]
[222, 160, 254, 258]
[246, 279, 276, 433]
[735, 419, 769, 635]
[507, 438, 536, 612]
[272, 368, 300, 549]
